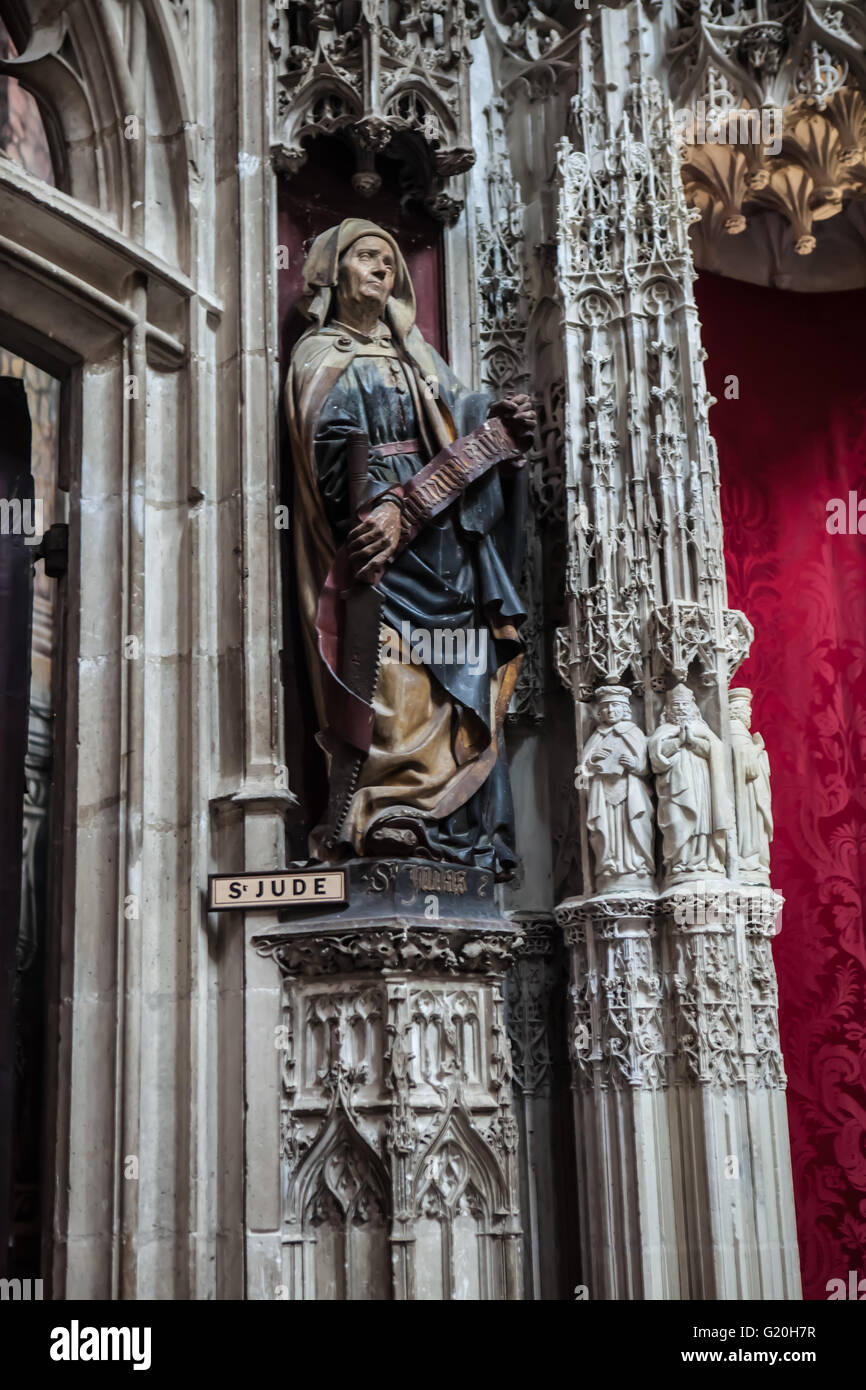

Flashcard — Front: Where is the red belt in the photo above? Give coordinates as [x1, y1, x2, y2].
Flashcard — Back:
[369, 438, 422, 460]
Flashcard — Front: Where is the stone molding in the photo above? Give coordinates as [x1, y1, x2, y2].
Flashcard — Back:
[255, 923, 523, 977]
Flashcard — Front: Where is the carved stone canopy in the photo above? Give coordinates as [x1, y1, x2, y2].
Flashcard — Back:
[269, 0, 482, 222]
[669, 0, 866, 113]
[487, 0, 585, 99]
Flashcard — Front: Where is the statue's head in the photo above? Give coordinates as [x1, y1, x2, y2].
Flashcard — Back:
[335, 234, 397, 325]
[729, 687, 752, 730]
[666, 683, 697, 723]
[297, 219, 416, 344]
[595, 685, 631, 725]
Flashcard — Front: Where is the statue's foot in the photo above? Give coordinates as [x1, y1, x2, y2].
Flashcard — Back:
[366, 822, 419, 856]
[364, 809, 446, 862]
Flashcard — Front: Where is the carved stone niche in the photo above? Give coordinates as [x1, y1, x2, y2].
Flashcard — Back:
[268, 0, 482, 223]
[254, 862, 524, 1301]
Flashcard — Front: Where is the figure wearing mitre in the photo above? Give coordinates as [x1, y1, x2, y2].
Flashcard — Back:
[577, 686, 655, 890]
[284, 220, 535, 877]
[728, 687, 773, 884]
[648, 684, 734, 880]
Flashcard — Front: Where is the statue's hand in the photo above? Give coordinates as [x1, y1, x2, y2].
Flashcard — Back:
[488, 393, 537, 451]
[619, 753, 636, 771]
[347, 501, 401, 583]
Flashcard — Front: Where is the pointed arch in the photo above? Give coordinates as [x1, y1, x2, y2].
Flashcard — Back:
[410, 1093, 510, 1300]
[0, 0, 193, 265]
[291, 1096, 392, 1300]
[412, 1094, 505, 1216]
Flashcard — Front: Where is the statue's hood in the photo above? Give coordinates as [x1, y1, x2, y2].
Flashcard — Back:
[299, 218, 417, 345]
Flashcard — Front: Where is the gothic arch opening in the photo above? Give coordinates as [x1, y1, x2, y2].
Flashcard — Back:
[412, 1109, 505, 1301]
[0, 9, 59, 187]
[0, 327, 67, 1282]
[293, 1107, 392, 1300]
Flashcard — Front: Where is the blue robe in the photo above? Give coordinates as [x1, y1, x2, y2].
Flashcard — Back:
[313, 343, 525, 876]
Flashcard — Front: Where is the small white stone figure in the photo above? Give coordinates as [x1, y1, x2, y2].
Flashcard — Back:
[577, 685, 655, 890]
[729, 687, 773, 885]
[648, 684, 733, 881]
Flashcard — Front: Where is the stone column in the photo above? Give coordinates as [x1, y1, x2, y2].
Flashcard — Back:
[661, 883, 800, 1298]
[254, 864, 524, 1301]
[557, 895, 678, 1300]
[504, 914, 578, 1299]
[548, 4, 801, 1299]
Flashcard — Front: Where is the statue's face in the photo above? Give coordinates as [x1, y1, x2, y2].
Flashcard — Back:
[669, 695, 695, 722]
[336, 235, 396, 319]
[731, 703, 751, 729]
[599, 700, 627, 725]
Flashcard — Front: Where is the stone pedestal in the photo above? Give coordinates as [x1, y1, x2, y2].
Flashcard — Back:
[253, 859, 523, 1301]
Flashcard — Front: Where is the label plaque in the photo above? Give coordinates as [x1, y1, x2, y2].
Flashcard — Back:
[208, 869, 347, 911]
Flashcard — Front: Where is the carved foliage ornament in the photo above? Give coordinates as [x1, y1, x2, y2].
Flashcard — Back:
[257, 925, 521, 976]
[680, 90, 866, 253]
[670, 1, 866, 251]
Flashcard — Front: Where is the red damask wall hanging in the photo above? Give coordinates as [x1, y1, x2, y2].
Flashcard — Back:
[696, 270, 866, 1300]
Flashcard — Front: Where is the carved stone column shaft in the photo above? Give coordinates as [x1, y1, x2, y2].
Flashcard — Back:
[540, 2, 802, 1299]
[561, 897, 679, 1299]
